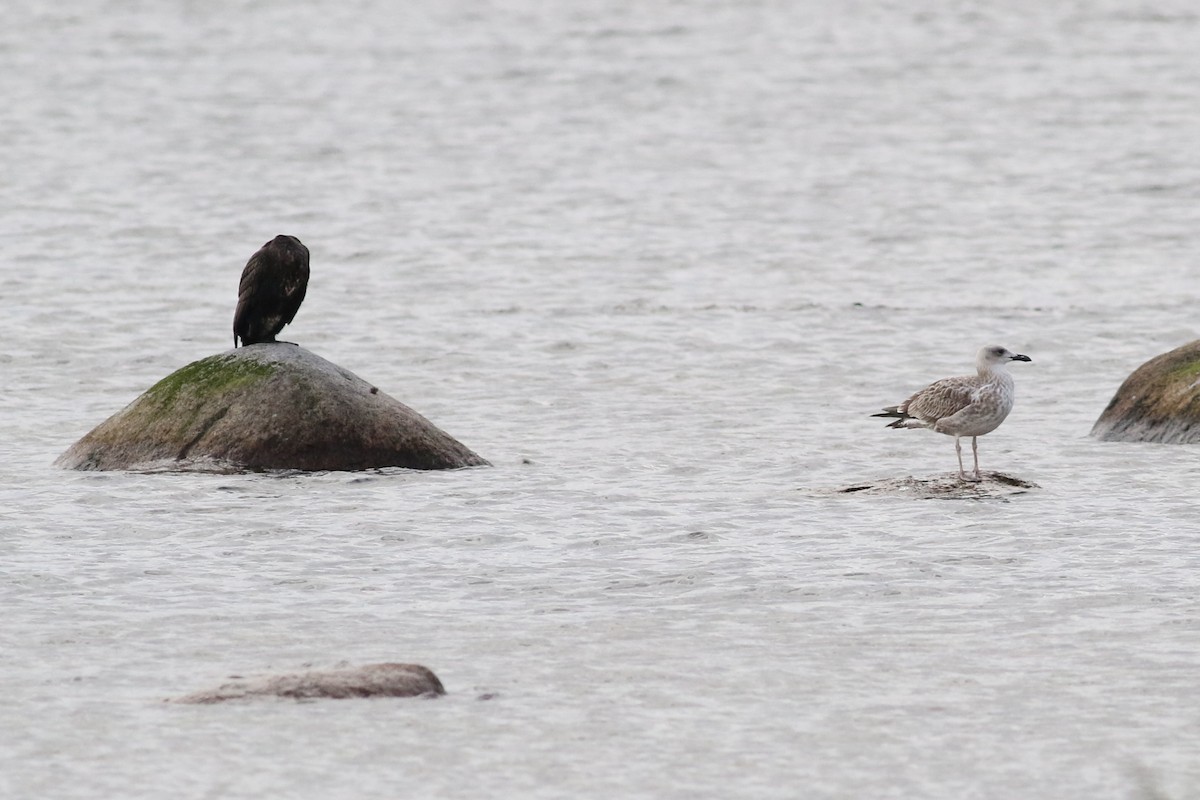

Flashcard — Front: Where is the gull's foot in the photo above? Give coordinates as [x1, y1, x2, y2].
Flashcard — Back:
[958, 472, 982, 483]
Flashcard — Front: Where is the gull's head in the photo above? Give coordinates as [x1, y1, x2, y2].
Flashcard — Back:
[978, 345, 1032, 368]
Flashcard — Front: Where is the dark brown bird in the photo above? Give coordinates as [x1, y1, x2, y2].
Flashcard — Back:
[233, 235, 310, 347]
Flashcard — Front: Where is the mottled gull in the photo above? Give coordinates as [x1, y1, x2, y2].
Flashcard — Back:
[872, 345, 1031, 482]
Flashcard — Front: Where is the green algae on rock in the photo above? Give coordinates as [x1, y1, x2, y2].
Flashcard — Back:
[56, 344, 489, 472]
[1091, 340, 1200, 444]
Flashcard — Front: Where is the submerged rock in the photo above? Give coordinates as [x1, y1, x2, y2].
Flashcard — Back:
[1091, 340, 1200, 444]
[832, 471, 1039, 500]
[172, 663, 445, 704]
[56, 344, 489, 472]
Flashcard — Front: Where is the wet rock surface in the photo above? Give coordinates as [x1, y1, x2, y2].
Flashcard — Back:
[171, 663, 446, 704]
[830, 471, 1040, 500]
[56, 344, 489, 472]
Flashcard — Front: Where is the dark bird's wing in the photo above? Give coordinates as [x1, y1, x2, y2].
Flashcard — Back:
[233, 248, 276, 346]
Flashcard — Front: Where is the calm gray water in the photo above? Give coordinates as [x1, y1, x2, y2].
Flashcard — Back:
[3, 2, 1200, 798]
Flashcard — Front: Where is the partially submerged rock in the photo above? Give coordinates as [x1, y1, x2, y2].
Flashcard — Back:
[172, 662, 445, 704]
[56, 344, 489, 472]
[833, 471, 1039, 500]
[1091, 340, 1200, 443]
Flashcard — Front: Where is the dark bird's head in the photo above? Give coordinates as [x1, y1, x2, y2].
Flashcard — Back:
[266, 234, 308, 258]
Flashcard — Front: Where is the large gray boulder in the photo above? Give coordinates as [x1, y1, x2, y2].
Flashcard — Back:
[172, 663, 445, 704]
[1091, 340, 1200, 443]
[56, 344, 489, 472]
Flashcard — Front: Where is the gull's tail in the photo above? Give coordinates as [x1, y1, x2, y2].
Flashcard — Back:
[871, 407, 926, 430]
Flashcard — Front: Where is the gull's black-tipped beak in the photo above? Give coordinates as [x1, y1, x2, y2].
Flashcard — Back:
[1011, 353, 1032, 362]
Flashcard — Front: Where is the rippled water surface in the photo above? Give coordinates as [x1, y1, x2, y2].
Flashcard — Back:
[4, 2, 1200, 798]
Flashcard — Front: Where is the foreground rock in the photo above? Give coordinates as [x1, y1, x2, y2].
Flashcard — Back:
[172, 663, 445, 704]
[56, 344, 489, 472]
[832, 472, 1039, 500]
[1091, 340, 1200, 443]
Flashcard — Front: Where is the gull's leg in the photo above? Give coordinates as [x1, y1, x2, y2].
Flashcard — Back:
[955, 437, 967, 481]
[971, 436, 981, 480]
